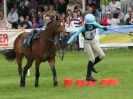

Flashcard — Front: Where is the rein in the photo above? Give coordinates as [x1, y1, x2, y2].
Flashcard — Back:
[48, 37, 65, 61]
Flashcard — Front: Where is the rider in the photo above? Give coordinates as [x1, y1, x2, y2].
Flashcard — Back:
[66, 13, 108, 81]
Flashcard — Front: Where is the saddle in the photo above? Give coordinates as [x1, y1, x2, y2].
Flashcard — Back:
[23, 30, 41, 48]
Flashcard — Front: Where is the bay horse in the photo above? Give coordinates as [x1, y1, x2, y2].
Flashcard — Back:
[3, 17, 67, 87]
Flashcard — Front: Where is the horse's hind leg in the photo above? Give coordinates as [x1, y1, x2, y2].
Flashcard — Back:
[48, 58, 58, 86]
[16, 55, 23, 86]
[21, 59, 33, 87]
[35, 60, 41, 87]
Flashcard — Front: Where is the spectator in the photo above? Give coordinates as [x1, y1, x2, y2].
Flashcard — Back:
[110, 13, 120, 26]
[18, 16, 30, 29]
[28, 0, 38, 10]
[66, 9, 73, 20]
[24, 0, 30, 7]
[101, 15, 108, 26]
[77, 9, 82, 18]
[43, 4, 49, 15]
[71, 11, 81, 28]
[43, 15, 52, 25]
[115, 6, 124, 24]
[86, 0, 96, 8]
[0, 9, 12, 29]
[30, 9, 37, 18]
[86, 6, 100, 18]
[74, 3, 82, 12]
[124, 7, 132, 22]
[126, 12, 133, 25]
[31, 17, 39, 29]
[7, 6, 19, 29]
[109, 0, 121, 13]
[65, 16, 71, 28]
[57, 0, 69, 14]
[76, 0, 82, 5]
[37, 11, 44, 28]
[18, 0, 29, 18]
[59, 13, 66, 25]
[47, 4, 57, 16]
[25, 15, 32, 28]
[67, 0, 75, 11]
[101, 12, 112, 26]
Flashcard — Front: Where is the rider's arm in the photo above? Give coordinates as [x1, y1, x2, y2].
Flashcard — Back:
[67, 26, 85, 44]
[94, 22, 104, 29]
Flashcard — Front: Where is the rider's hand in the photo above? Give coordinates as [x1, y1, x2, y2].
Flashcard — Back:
[103, 27, 108, 31]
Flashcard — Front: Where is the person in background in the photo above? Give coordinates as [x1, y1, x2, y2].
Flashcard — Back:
[31, 17, 39, 29]
[86, 5, 100, 18]
[66, 14, 107, 81]
[47, 4, 57, 16]
[18, 0, 29, 18]
[57, 0, 69, 14]
[77, 9, 82, 19]
[67, 0, 75, 11]
[74, 3, 82, 12]
[28, 0, 38, 10]
[66, 9, 73, 20]
[43, 15, 52, 27]
[43, 4, 49, 15]
[101, 12, 112, 26]
[126, 11, 133, 25]
[0, 9, 12, 29]
[18, 16, 30, 29]
[86, 0, 96, 8]
[110, 13, 120, 26]
[124, 7, 132, 22]
[8, 6, 19, 29]
[59, 13, 66, 25]
[115, 6, 124, 24]
[25, 15, 32, 28]
[37, 11, 44, 28]
[109, 0, 121, 13]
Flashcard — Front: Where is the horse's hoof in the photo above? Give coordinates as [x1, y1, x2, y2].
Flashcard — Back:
[54, 82, 58, 86]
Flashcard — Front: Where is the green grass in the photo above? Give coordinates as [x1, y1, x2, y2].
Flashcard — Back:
[0, 49, 133, 99]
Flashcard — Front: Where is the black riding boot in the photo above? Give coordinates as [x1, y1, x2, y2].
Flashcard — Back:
[94, 56, 102, 64]
[86, 61, 96, 81]
[92, 56, 102, 73]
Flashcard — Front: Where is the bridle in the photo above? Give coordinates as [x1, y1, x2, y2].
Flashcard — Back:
[48, 34, 65, 61]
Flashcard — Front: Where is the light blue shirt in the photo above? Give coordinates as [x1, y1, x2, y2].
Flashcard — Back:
[67, 22, 104, 44]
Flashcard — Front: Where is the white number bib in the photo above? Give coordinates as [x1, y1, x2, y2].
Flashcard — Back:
[85, 30, 96, 39]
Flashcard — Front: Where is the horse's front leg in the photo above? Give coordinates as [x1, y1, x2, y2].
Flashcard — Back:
[35, 60, 41, 87]
[48, 58, 58, 86]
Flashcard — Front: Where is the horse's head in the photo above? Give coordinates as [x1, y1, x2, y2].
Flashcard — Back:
[48, 15, 68, 37]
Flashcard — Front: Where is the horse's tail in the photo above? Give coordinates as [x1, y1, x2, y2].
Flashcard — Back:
[2, 49, 16, 61]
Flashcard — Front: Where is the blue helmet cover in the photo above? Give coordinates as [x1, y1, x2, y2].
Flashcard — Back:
[85, 14, 96, 24]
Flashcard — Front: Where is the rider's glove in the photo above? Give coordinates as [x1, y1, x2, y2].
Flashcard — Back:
[103, 27, 108, 31]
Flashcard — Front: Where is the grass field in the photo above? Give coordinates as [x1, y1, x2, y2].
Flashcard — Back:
[0, 49, 133, 99]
